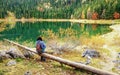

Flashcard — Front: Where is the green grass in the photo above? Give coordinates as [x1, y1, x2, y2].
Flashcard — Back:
[0, 58, 89, 75]
[0, 70, 4, 75]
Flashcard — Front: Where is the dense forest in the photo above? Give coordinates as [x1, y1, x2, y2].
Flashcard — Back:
[0, 0, 120, 19]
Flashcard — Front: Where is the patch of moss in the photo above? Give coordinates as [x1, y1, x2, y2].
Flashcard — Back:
[0, 70, 4, 75]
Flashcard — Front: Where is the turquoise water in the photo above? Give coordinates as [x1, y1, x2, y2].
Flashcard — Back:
[0, 22, 112, 46]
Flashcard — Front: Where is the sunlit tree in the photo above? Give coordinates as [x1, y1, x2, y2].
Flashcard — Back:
[92, 12, 98, 20]
[113, 12, 120, 19]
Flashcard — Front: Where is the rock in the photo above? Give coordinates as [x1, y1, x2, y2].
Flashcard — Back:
[6, 60, 16, 66]
[81, 49, 99, 65]
[85, 55, 92, 65]
[117, 66, 120, 69]
[4, 54, 12, 58]
[24, 71, 32, 75]
[0, 50, 6, 57]
[6, 47, 25, 59]
[23, 51, 34, 58]
[118, 52, 120, 58]
[113, 60, 120, 64]
[0, 50, 12, 61]
[82, 49, 100, 58]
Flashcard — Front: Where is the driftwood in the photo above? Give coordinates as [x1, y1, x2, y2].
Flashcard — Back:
[4, 39, 118, 75]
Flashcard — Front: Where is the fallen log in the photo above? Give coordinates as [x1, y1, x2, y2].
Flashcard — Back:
[4, 39, 118, 75]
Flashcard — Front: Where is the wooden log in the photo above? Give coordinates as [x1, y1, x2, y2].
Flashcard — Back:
[4, 39, 118, 75]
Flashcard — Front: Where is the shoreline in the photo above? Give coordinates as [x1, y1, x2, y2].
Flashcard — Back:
[0, 18, 120, 24]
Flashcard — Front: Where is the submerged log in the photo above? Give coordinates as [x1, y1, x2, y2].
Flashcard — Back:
[4, 39, 118, 75]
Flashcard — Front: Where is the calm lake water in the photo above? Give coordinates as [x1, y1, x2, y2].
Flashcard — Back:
[0, 22, 112, 46]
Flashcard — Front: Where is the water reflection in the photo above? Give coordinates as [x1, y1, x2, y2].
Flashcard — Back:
[0, 22, 112, 42]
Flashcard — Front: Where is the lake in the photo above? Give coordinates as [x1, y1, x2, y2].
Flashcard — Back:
[0, 22, 112, 47]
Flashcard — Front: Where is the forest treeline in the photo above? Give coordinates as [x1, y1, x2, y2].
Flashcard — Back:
[0, 0, 120, 19]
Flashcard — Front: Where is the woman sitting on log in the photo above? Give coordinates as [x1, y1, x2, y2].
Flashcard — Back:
[36, 36, 46, 62]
